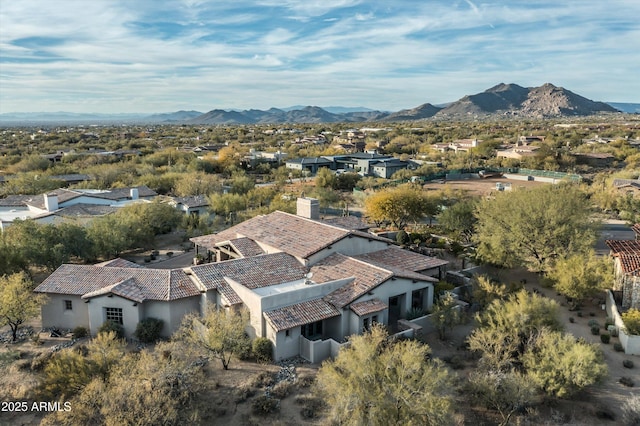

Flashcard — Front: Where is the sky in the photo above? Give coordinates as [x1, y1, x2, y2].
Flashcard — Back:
[1, 0, 639, 114]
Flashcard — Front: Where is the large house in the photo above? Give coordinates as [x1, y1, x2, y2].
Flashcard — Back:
[35, 198, 448, 361]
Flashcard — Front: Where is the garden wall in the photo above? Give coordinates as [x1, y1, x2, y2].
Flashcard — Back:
[605, 290, 640, 355]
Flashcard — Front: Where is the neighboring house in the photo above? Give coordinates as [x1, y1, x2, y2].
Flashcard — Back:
[285, 157, 334, 174]
[285, 152, 414, 178]
[170, 195, 209, 216]
[613, 179, 640, 197]
[606, 239, 640, 309]
[430, 139, 483, 153]
[36, 197, 447, 362]
[370, 158, 412, 178]
[573, 152, 615, 167]
[0, 186, 157, 230]
[496, 145, 540, 160]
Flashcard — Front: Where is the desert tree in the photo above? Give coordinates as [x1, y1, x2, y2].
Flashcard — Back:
[0, 272, 47, 342]
[179, 305, 250, 370]
[474, 184, 597, 272]
[316, 325, 454, 426]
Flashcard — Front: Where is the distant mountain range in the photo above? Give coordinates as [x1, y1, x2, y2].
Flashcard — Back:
[1, 83, 635, 125]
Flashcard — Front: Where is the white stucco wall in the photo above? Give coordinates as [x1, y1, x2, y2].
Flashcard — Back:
[40, 294, 89, 331]
[87, 295, 142, 337]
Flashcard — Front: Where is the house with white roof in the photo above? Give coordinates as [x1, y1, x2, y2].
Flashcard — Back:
[35, 197, 447, 361]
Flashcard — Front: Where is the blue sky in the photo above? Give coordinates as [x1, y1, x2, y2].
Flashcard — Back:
[1, 0, 639, 113]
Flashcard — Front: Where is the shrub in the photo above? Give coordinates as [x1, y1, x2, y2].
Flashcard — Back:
[622, 395, 640, 426]
[270, 381, 294, 399]
[591, 325, 600, 335]
[622, 309, 640, 335]
[435, 281, 455, 296]
[605, 317, 614, 328]
[406, 307, 426, 320]
[251, 371, 276, 388]
[614, 342, 624, 352]
[252, 337, 273, 364]
[134, 318, 163, 343]
[600, 334, 610, 344]
[72, 326, 88, 339]
[577, 311, 583, 317]
[98, 320, 124, 339]
[588, 319, 600, 328]
[166, 251, 173, 257]
[252, 396, 279, 415]
[234, 384, 255, 403]
[569, 317, 575, 323]
[620, 376, 635, 387]
[144, 256, 151, 263]
[296, 396, 324, 419]
[623, 359, 634, 369]
[396, 230, 410, 245]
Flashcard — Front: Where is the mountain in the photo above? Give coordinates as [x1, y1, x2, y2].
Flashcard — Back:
[280, 105, 375, 113]
[381, 103, 442, 121]
[188, 105, 380, 124]
[438, 83, 619, 118]
[190, 109, 254, 125]
[145, 110, 202, 122]
[606, 102, 640, 113]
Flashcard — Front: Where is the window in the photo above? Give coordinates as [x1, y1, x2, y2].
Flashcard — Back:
[363, 317, 370, 331]
[285, 329, 290, 337]
[412, 289, 425, 310]
[372, 315, 378, 324]
[105, 307, 123, 325]
[301, 321, 323, 340]
[64, 300, 72, 310]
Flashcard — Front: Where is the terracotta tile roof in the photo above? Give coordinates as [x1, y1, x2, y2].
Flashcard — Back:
[190, 253, 307, 305]
[350, 298, 388, 316]
[313, 253, 392, 308]
[191, 211, 351, 258]
[82, 277, 146, 303]
[632, 223, 640, 236]
[606, 240, 640, 255]
[263, 298, 340, 331]
[619, 254, 640, 276]
[321, 216, 371, 231]
[229, 237, 265, 257]
[94, 258, 144, 268]
[34, 264, 200, 302]
[353, 246, 448, 273]
[172, 195, 209, 208]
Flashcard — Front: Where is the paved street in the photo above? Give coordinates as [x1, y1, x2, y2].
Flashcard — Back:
[595, 219, 635, 255]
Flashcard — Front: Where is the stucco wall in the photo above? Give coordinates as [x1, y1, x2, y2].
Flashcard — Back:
[605, 289, 640, 355]
[305, 236, 391, 265]
[41, 294, 89, 331]
[87, 295, 142, 337]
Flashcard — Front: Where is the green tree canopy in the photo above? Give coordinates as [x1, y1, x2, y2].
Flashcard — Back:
[365, 184, 436, 229]
[545, 251, 613, 306]
[0, 272, 47, 341]
[437, 198, 478, 243]
[179, 306, 250, 370]
[474, 184, 598, 272]
[316, 325, 454, 426]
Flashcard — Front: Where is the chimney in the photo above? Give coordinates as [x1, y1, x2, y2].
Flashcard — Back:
[44, 194, 58, 212]
[297, 197, 319, 220]
[130, 187, 139, 200]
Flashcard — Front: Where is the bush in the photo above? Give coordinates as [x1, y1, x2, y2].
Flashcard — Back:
[569, 317, 575, 323]
[577, 311, 583, 317]
[620, 376, 635, 387]
[622, 309, 640, 335]
[295, 396, 324, 419]
[614, 342, 624, 352]
[72, 326, 88, 339]
[252, 337, 273, 364]
[396, 230, 410, 245]
[166, 251, 173, 257]
[98, 320, 124, 339]
[623, 359, 634, 369]
[134, 318, 163, 343]
[270, 381, 294, 399]
[251, 371, 276, 388]
[591, 325, 600, 335]
[234, 384, 255, 403]
[600, 334, 610, 344]
[406, 307, 426, 320]
[252, 396, 279, 415]
[588, 319, 600, 328]
[605, 317, 614, 328]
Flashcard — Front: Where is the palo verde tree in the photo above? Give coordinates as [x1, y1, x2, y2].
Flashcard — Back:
[474, 184, 597, 272]
[0, 272, 47, 342]
[545, 250, 613, 307]
[179, 305, 250, 370]
[316, 325, 454, 426]
[364, 184, 438, 229]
